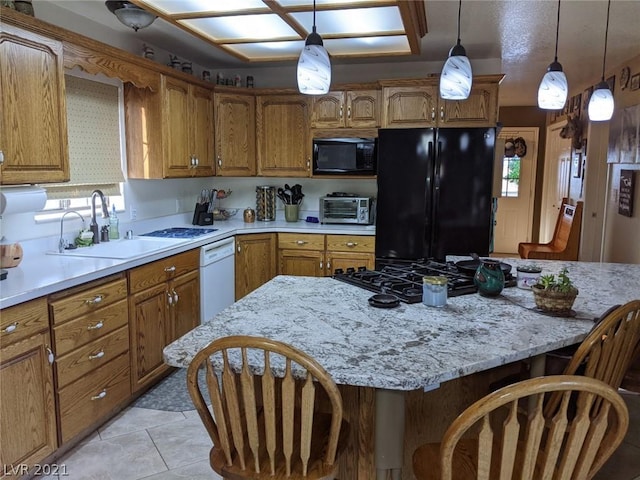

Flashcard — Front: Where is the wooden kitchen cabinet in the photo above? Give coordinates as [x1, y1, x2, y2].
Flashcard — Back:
[49, 275, 131, 444]
[382, 85, 438, 128]
[311, 89, 380, 128]
[235, 233, 277, 300]
[214, 91, 256, 176]
[128, 250, 199, 392]
[125, 75, 214, 179]
[278, 233, 374, 277]
[0, 22, 69, 184]
[438, 80, 500, 127]
[0, 298, 57, 476]
[256, 94, 311, 177]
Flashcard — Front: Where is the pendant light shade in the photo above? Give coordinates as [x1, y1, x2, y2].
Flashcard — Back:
[537, 0, 567, 110]
[105, 1, 156, 32]
[297, 1, 331, 95]
[439, 0, 472, 100]
[588, 0, 614, 122]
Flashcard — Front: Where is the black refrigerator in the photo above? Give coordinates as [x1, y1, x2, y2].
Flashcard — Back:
[375, 127, 496, 264]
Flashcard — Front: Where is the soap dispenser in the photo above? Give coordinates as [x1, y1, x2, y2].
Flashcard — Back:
[109, 205, 119, 240]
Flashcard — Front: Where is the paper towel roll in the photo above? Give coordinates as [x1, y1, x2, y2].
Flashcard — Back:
[0, 186, 47, 215]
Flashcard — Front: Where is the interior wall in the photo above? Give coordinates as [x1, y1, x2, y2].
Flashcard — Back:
[497, 107, 548, 241]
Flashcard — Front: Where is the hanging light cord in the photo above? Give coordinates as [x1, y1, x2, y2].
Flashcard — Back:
[599, 0, 611, 81]
[456, 0, 462, 44]
[313, 0, 317, 31]
[553, 0, 561, 61]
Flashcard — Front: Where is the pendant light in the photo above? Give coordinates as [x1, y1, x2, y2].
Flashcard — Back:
[439, 0, 472, 100]
[297, 0, 331, 95]
[588, 0, 614, 121]
[105, 1, 156, 32]
[537, 0, 568, 110]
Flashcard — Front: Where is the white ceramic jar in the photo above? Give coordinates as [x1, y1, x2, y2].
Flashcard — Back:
[516, 265, 542, 289]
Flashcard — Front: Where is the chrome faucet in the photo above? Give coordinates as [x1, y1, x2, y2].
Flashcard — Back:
[90, 189, 109, 244]
[59, 211, 86, 253]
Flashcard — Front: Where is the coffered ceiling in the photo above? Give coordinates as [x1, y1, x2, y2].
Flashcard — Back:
[32, 1, 640, 106]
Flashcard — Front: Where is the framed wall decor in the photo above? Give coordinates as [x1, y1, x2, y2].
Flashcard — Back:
[631, 73, 640, 91]
[618, 170, 635, 217]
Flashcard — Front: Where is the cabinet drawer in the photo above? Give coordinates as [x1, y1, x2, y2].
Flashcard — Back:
[326, 235, 374, 253]
[129, 249, 199, 293]
[278, 233, 325, 251]
[58, 353, 130, 444]
[55, 326, 129, 389]
[50, 277, 127, 325]
[53, 299, 128, 356]
[0, 297, 48, 346]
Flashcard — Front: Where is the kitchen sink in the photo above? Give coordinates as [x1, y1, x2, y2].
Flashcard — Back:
[47, 236, 188, 259]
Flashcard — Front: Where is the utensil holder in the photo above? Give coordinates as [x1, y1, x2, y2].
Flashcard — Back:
[192, 203, 213, 226]
[284, 204, 299, 222]
[256, 186, 276, 221]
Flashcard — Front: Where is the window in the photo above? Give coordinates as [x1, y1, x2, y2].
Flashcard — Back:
[501, 155, 520, 197]
[36, 71, 126, 221]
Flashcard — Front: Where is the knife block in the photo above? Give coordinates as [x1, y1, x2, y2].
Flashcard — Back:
[192, 203, 214, 226]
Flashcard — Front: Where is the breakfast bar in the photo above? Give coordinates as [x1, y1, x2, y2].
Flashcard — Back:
[163, 259, 640, 479]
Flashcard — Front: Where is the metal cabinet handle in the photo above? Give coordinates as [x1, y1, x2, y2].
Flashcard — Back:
[306, 159, 310, 169]
[0, 150, 4, 165]
[164, 265, 176, 273]
[2, 322, 18, 333]
[91, 390, 107, 401]
[320, 261, 323, 269]
[217, 155, 222, 167]
[339, 105, 343, 119]
[85, 295, 103, 305]
[46, 347, 55, 364]
[167, 291, 173, 305]
[296, 240, 308, 245]
[326, 261, 331, 271]
[347, 105, 351, 119]
[346, 242, 358, 247]
[87, 321, 104, 330]
[431, 107, 436, 120]
[194, 157, 199, 167]
[173, 289, 179, 303]
[440, 106, 444, 120]
[88, 349, 105, 360]
[237, 245, 241, 253]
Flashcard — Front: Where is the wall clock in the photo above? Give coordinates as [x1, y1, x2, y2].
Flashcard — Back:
[621, 66, 631, 90]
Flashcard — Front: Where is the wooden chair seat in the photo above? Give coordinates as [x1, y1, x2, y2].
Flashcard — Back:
[518, 198, 583, 260]
[187, 336, 349, 479]
[413, 375, 629, 480]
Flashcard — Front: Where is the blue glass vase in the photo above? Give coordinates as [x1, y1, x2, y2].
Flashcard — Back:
[473, 259, 505, 297]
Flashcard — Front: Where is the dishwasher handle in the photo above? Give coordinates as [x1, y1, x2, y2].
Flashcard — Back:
[200, 237, 235, 266]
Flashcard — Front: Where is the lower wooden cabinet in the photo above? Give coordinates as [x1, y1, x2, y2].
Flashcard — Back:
[128, 250, 199, 392]
[0, 298, 57, 477]
[235, 233, 277, 300]
[278, 233, 375, 276]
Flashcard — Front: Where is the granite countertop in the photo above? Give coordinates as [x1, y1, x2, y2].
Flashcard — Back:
[0, 218, 375, 309]
[163, 259, 640, 391]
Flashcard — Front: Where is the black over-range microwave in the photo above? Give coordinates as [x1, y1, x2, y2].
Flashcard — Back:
[312, 137, 377, 175]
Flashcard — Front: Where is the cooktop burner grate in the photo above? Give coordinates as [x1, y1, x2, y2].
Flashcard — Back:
[333, 260, 515, 303]
[141, 227, 217, 239]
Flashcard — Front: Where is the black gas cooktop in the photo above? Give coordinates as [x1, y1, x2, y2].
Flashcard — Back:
[141, 227, 217, 239]
[333, 260, 515, 303]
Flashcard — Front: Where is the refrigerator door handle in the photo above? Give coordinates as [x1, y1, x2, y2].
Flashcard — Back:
[434, 141, 443, 190]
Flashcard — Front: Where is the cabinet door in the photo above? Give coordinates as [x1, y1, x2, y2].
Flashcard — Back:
[439, 82, 499, 127]
[257, 95, 311, 177]
[325, 251, 375, 276]
[1, 331, 57, 471]
[311, 92, 345, 128]
[278, 250, 325, 277]
[162, 77, 192, 177]
[191, 85, 215, 176]
[214, 92, 256, 176]
[170, 270, 200, 342]
[0, 24, 69, 184]
[235, 233, 276, 300]
[129, 284, 171, 392]
[347, 89, 380, 128]
[382, 86, 437, 128]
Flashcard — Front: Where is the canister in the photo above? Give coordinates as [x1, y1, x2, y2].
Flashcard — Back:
[256, 186, 276, 221]
[243, 207, 255, 223]
[423, 276, 447, 307]
[516, 265, 542, 289]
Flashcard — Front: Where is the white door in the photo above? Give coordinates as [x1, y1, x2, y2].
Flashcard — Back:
[540, 122, 572, 242]
[493, 128, 539, 254]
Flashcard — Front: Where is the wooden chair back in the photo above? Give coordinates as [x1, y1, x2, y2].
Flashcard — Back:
[518, 198, 583, 260]
[187, 335, 347, 479]
[413, 375, 629, 480]
[545, 299, 640, 413]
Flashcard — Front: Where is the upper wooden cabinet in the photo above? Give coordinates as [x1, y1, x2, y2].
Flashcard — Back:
[125, 75, 214, 179]
[311, 89, 380, 128]
[381, 75, 502, 128]
[214, 92, 256, 176]
[256, 94, 311, 177]
[0, 23, 69, 185]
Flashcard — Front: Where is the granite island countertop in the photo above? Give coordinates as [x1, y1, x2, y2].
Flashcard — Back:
[163, 259, 640, 391]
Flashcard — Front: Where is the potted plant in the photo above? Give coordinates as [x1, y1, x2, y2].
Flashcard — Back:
[532, 268, 579, 315]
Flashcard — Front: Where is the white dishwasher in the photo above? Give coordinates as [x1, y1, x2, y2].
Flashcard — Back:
[200, 237, 235, 323]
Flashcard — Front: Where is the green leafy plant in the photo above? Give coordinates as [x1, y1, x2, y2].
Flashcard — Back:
[535, 268, 575, 293]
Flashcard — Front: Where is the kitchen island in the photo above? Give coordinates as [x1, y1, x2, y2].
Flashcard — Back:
[163, 259, 640, 480]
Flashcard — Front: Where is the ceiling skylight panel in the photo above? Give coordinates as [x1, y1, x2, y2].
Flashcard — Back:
[180, 14, 298, 41]
[139, 0, 266, 15]
[291, 7, 403, 35]
[277, 0, 381, 6]
[324, 36, 410, 56]
[225, 41, 305, 60]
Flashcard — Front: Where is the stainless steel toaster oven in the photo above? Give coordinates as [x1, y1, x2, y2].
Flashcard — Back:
[319, 195, 375, 225]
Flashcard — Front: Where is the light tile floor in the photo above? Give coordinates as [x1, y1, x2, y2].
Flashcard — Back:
[44, 391, 640, 479]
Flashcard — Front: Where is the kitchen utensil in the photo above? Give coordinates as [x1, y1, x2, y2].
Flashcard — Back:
[455, 258, 512, 276]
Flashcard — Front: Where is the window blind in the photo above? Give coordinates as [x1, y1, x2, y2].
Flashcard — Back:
[45, 75, 125, 199]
